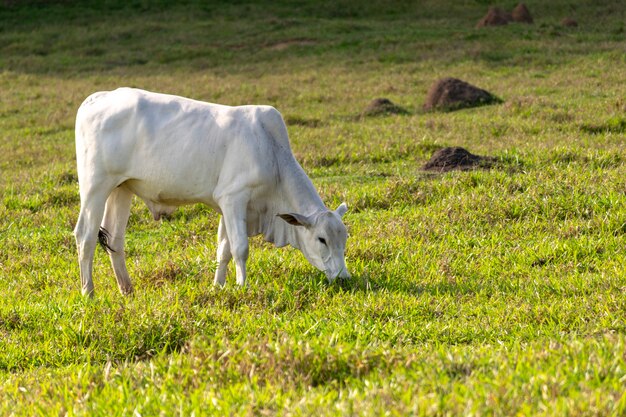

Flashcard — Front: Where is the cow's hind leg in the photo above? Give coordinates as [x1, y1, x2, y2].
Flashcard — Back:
[74, 186, 112, 297]
[213, 216, 231, 286]
[101, 186, 134, 295]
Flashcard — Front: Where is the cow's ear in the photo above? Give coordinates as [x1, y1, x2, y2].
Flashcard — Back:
[335, 203, 348, 217]
[277, 213, 312, 227]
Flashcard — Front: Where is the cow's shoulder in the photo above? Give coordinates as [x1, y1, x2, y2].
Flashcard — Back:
[244, 105, 291, 150]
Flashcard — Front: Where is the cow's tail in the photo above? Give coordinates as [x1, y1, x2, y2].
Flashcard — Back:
[98, 227, 115, 253]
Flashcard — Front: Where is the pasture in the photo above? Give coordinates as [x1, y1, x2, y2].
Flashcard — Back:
[1, 0, 626, 415]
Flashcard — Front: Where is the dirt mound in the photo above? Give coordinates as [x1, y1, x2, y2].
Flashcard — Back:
[422, 147, 489, 172]
[477, 4, 534, 27]
[423, 77, 500, 112]
[561, 17, 578, 27]
[362, 98, 408, 117]
[511, 3, 533, 23]
[476, 7, 511, 28]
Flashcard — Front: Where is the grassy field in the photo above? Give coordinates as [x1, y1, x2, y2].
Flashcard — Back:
[2, 0, 626, 415]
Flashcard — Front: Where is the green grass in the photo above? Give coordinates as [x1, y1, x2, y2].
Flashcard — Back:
[2, 0, 626, 415]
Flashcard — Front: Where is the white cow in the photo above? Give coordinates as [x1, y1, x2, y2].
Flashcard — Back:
[74, 88, 350, 296]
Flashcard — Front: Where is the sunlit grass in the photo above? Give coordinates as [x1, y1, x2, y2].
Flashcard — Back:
[1, 1, 626, 415]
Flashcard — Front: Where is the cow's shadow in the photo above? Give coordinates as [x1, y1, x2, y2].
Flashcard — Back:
[327, 273, 485, 298]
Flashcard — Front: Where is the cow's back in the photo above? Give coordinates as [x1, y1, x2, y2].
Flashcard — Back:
[75, 88, 287, 208]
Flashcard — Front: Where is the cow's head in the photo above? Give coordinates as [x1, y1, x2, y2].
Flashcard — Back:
[278, 203, 350, 281]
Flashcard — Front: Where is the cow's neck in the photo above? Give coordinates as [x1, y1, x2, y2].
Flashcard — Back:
[279, 153, 325, 215]
[258, 149, 326, 250]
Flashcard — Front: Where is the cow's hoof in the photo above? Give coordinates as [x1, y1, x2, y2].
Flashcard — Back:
[119, 285, 134, 296]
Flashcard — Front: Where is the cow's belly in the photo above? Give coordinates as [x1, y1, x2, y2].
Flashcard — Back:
[121, 178, 220, 220]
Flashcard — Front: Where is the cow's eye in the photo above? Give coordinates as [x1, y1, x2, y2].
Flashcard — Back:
[318, 237, 327, 245]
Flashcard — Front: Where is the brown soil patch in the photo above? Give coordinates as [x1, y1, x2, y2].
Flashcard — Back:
[561, 17, 578, 27]
[511, 3, 533, 23]
[423, 77, 501, 112]
[362, 98, 408, 117]
[269, 39, 316, 51]
[422, 147, 491, 172]
[476, 7, 511, 28]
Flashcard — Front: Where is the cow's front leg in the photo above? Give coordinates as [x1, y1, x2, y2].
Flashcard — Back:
[219, 197, 249, 286]
[213, 216, 231, 286]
